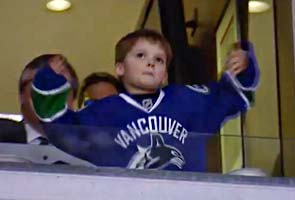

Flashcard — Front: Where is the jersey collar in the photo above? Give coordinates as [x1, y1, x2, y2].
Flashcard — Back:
[119, 89, 165, 113]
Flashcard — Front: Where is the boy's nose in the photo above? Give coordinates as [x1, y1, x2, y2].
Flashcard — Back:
[147, 63, 155, 68]
[147, 60, 155, 68]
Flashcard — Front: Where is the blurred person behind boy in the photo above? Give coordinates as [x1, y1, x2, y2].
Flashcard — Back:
[78, 72, 121, 109]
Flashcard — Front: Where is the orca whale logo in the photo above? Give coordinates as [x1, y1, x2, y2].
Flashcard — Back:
[127, 133, 185, 169]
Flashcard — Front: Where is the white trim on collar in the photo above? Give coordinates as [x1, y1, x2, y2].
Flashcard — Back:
[119, 90, 165, 113]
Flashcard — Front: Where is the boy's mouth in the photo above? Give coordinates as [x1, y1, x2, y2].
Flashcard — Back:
[142, 71, 154, 76]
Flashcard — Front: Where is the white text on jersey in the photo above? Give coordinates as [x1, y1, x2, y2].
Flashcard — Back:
[114, 116, 188, 149]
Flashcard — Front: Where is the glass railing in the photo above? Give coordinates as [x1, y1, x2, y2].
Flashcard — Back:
[1, 122, 295, 199]
[0, 122, 294, 177]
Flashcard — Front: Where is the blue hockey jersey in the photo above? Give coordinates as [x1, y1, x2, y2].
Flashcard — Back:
[32, 46, 259, 172]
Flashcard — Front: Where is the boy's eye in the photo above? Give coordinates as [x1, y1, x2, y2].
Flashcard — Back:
[136, 53, 145, 58]
[155, 57, 165, 64]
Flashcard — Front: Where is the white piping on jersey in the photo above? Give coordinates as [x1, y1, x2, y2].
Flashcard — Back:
[233, 86, 250, 109]
[32, 82, 71, 95]
[224, 72, 251, 109]
[224, 66, 259, 91]
[119, 90, 165, 113]
[36, 104, 68, 122]
[219, 73, 253, 127]
[225, 42, 260, 91]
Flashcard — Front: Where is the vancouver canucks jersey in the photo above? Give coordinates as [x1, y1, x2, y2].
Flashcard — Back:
[32, 45, 259, 172]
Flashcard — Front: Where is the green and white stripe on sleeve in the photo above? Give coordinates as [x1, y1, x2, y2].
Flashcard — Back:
[32, 82, 71, 122]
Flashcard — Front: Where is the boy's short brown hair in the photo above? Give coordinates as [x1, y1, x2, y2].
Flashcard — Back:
[115, 29, 173, 67]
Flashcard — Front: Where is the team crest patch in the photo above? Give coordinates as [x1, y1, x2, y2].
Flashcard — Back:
[186, 84, 209, 94]
[127, 133, 185, 169]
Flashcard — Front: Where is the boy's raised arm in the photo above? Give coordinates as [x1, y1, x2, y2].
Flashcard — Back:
[224, 42, 259, 92]
[31, 65, 71, 122]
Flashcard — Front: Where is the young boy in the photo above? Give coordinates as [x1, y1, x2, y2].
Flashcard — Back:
[32, 29, 259, 171]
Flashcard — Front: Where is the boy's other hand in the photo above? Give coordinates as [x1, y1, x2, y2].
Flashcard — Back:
[225, 45, 248, 76]
[48, 55, 66, 75]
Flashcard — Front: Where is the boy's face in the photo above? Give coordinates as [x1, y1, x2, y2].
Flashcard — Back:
[115, 39, 167, 94]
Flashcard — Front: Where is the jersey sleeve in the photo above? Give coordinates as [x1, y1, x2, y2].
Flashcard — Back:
[185, 42, 259, 132]
[31, 65, 117, 164]
[32, 65, 71, 122]
[224, 42, 259, 91]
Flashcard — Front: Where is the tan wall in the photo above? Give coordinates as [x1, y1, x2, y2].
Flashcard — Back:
[276, 0, 295, 176]
[0, 0, 145, 113]
[246, 0, 295, 177]
[277, 1, 295, 138]
[247, 0, 279, 139]
[244, 0, 281, 175]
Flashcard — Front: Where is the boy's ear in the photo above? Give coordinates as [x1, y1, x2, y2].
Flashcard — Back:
[115, 62, 125, 76]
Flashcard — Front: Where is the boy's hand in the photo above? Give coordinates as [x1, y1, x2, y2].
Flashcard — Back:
[225, 47, 248, 76]
[48, 55, 66, 75]
[48, 55, 71, 81]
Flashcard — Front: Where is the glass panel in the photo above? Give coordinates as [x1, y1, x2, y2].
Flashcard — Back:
[0, 122, 289, 177]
